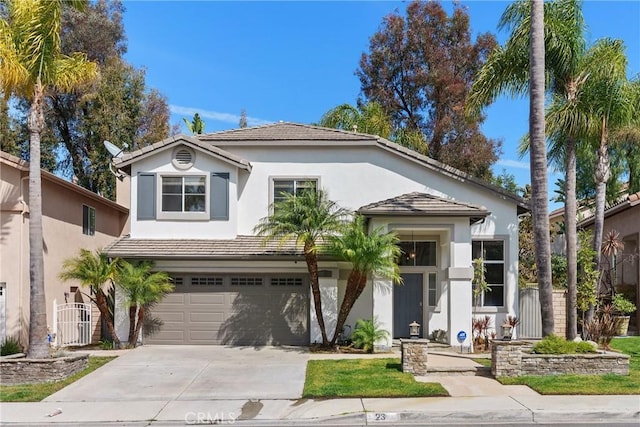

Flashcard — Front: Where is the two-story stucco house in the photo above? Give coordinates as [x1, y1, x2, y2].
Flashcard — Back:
[105, 123, 526, 349]
[0, 151, 129, 346]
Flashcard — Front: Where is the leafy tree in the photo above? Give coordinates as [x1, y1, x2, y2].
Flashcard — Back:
[1, 0, 98, 358]
[239, 108, 248, 128]
[114, 260, 174, 346]
[59, 249, 121, 348]
[0, 95, 20, 155]
[519, 185, 537, 286]
[183, 112, 205, 135]
[357, 0, 500, 178]
[327, 215, 401, 346]
[490, 169, 524, 197]
[254, 189, 349, 347]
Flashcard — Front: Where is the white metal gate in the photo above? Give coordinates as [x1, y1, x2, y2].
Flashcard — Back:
[53, 300, 92, 347]
[519, 286, 542, 338]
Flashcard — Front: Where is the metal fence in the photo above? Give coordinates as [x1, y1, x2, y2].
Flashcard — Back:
[53, 300, 92, 347]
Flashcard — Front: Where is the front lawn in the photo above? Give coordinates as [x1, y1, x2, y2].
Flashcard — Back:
[499, 337, 640, 395]
[303, 358, 448, 398]
[0, 356, 115, 402]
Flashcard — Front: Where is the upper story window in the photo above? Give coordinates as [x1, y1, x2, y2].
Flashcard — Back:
[161, 176, 206, 212]
[82, 205, 95, 236]
[397, 241, 437, 266]
[272, 179, 318, 205]
[472, 240, 505, 307]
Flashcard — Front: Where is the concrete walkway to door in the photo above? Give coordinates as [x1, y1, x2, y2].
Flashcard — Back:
[45, 345, 309, 402]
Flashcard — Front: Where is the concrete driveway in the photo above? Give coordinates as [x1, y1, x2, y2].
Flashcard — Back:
[45, 346, 309, 402]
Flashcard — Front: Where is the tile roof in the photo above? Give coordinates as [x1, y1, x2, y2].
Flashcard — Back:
[114, 135, 251, 170]
[104, 235, 307, 259]
[198, 122, 378, 142]
[358, 192, 490, 217]
[578, 190, 640, 227]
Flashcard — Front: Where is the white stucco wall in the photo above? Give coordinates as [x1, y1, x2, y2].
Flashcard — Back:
[129, 145, 239, 239]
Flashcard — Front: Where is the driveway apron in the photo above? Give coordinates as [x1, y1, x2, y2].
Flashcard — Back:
[44, 345, 309, 402]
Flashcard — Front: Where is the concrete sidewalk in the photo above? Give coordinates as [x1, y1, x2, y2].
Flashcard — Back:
[1, 395, 638, 425]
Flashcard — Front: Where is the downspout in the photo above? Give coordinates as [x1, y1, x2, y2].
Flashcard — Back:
[19, 176, 29, 342]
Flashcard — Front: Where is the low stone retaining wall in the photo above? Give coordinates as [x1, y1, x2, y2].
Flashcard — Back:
[491, 341, 629, 377]
[401, 338, 428, 375]
[0, 353, 89, 385]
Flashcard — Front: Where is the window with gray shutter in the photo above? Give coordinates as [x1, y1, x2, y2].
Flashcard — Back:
[210, 172, 229, 220]
[137, 173, 156, 220]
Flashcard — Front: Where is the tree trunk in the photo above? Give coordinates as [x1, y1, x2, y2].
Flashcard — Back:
[529, 0, 554, 336]
[592, 122, 610, 307]
[95, 289, 121, 347]
[127, 305, 137, 345]
[565, 137, 578, 340]
[132, 305, 145, 347]
[26, 81, 50, 359]
[304, 241, 329, 346]
[330, 271, 367, 346]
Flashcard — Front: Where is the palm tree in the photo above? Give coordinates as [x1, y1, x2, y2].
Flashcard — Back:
[528, 0, 554, 337]
[254, 189, 349, 346]
[115, 260, 174, 346]
[1, 0, 98, 357]
[469, 0, 615, 338]
[59, 249, 121, 347]
[183, 112, 205, 134]
[327, 215, 401, 346]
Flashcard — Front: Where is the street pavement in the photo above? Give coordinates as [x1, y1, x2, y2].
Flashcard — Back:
[1, 346, 638, 426]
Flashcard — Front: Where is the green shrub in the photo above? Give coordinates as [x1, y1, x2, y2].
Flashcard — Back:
[532, 335, 597, 354]
[612, 294, 637, 315]
[351, 318, 389, 353]
[1, 336, 23, 356]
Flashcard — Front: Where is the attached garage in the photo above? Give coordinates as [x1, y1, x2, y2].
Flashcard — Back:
[144, 274, 309, 345]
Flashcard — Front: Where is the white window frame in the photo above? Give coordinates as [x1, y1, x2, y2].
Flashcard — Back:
[472, 239, 506, 309]
[156, 172, 209, 220]
[82, 204, 95, 236]
[269, 176, 320, 208]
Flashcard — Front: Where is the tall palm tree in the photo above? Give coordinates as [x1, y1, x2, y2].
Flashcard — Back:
[115, 260, 174, 346]
[254, 189, 349, 346]
[470, 0, 589, 339]
[59, 249, 121, 347]
[528, 0, 554, 337]
[327, 215, 401, 346]
[1, 0, 98, 357]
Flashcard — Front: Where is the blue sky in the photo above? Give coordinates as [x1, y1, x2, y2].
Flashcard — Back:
[121, 1, 640, 205]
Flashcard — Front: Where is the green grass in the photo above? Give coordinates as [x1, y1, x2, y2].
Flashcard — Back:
[472, 358, 492, 368]
[499, 337, 640, 395]
[0, 356, 116, 402]
[303, 358, 448, 398]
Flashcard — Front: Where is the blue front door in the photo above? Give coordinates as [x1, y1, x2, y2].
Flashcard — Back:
[393, 273, 423, 338]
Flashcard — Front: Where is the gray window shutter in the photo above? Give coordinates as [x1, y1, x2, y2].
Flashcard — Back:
[137, 173, 156, 220]
[210, 172, 229, 220]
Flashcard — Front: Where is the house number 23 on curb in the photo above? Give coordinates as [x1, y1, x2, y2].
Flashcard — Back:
[367, 412, 400, 422]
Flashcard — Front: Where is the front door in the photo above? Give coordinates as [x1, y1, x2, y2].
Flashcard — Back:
[393, 273, 423, 338]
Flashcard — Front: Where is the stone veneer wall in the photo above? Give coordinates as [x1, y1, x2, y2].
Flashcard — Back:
[0, 354, 89, 385]
[492, 341, 629, 377]
[401, 339, 428, 375]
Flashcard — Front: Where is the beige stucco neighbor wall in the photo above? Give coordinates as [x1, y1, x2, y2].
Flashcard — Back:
[0, 152, 129, 346]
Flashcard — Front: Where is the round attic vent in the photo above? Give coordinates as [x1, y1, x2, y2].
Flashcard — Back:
[172, 146, 195, 170]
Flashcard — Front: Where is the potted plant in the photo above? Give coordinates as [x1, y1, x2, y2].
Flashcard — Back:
[612, 294, 637, 336]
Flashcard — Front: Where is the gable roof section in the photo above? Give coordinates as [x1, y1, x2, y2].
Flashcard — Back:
[104, 235, 305, 259]
[114, 134, 251, 171]
[359, 192, 490, 218]
[199, 122, 527, 213]
[1, 150, 128, 214]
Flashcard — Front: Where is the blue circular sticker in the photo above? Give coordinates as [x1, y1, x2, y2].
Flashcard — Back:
[456, 330, 467, 342]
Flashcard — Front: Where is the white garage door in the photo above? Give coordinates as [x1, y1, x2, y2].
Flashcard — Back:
[144, 275, 309, 345]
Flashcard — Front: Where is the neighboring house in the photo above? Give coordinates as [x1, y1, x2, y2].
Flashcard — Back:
[0, 151, 129, 346]
[105, 123, 526, 349]
[579, 191, 640, 334]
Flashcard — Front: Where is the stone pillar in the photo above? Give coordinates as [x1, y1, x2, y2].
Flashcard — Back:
[401, 339, 429, 375]
[310, 277, 338, 344]
[491, 340, 530, 377]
